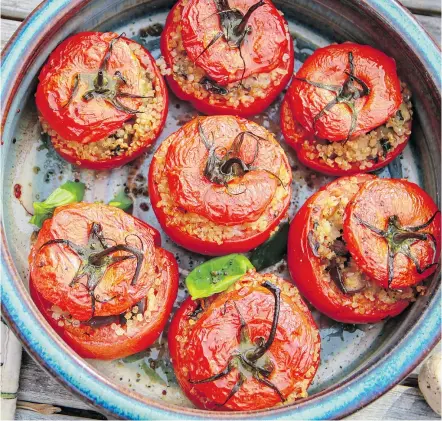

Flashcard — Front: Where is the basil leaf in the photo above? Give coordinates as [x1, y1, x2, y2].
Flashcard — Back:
[249, 222, 290, 271]
[108, 190, 132, 211]
[30, 181, 85, 228]
[185, 254, 254, 299]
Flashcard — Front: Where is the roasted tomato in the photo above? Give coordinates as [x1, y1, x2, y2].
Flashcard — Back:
[36, 32, 168, 170]
[29, 203, 178, 359]
[148, 115, 292, 255]
[168, 271, 320, 411]
[281, 43, 412, 176]
[288, 174, 417, 324]
[344, 178, 440, 289]
[160, 0, 293, 116]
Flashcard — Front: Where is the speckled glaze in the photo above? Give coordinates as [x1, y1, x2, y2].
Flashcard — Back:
[1, 0, 441, 419]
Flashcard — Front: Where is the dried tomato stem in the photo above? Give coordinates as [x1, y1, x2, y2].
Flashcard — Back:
[296, 51, 371, 142]
[355, 212, 439, 287]
[187, 280, 285, 404]
[235, 0, 265, 36]
[38, 222, 144, 316]
[247, 281, 280, 361]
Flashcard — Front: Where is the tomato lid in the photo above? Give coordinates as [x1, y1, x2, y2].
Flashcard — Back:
[290, 43, 402, 142]
[344, 178, 441, 289]
[181, 0, 289, 85]
[36, 32, 151, 144]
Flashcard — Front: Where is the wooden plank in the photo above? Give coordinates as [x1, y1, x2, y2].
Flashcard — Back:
[17, 352, 93, 412]
[400, 0, 441, 16]
[349, 385, 439, 420]
[18, 351, 439, 420]
[15, 409, 91, 420]
[1, 18, 21, 50]
[0, 0, 440, 21]
[414, 14, 441, 45]
[1, 0, 41, 20]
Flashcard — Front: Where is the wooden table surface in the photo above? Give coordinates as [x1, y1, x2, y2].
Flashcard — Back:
[1, 1, 441, 420]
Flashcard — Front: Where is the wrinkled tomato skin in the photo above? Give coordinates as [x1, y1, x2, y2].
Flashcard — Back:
[280, 94, 408, 176]
[148, 156, 289, 255]
[148, 116, 291, 255]
[36, 32, 168, 170]
[29, 203, 179, 359]
[287, 175, 411, 324]
[344, 178, 441, 289]
[290, 43, 402, 142]
[181, 0, 289, 85]
[168, 273, 320, 411]
[160, 1, 294, 117]
[30, 247, 178, 360]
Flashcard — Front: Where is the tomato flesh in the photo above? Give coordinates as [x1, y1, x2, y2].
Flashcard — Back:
[290, 43, 402, 142]
[287, 174, 414, 324]
[29, 203, 178, 359]
[168, 271, 320, 411]
[344, 178, 441, 289]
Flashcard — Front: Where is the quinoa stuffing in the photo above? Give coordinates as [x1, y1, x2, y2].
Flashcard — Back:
[308, 176, 416, 314]
[283, 82, 413, 172]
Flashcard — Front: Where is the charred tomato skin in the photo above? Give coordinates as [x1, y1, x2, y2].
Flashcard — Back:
[344, 178, 441, 289]
[280, 93, 409, 176]
[287, 174, 411, 324]
[168, 272, 320, 411]
[160, 0, 294, 117]
[290, 43, 402, 142]
[148, 115, 292, 255]
[36, 32, 168, 170]
[29, 203, 178, 359]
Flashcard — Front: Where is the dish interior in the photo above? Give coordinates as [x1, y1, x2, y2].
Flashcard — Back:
[1, 0, 437, 411]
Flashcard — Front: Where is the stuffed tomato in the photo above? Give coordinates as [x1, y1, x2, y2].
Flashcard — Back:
[148, 115, 292, 255]
[160, 0, 293, 116]
[281, 43, 412, 175]
[168, 270, 320, 411]
[36, 32, 168, 170]
[288, 175, 440, 324]
[29, 203, 178, 359]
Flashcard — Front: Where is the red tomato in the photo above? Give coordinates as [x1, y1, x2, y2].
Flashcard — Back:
[280, 93, 410, 176]
[148, 115, 292, 255]
[29, 203, 178, 359]
[287, 174, 414, 324]
[290, 43, 402, 142]
[160, 0, 293, 116]
[168, 271, 320, 411]
[344, 178, 441, 289]
[36, 32, 168, 170]
[181, 0, 288, 85]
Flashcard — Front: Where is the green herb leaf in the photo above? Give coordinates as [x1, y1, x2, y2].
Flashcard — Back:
[249, 222, 290, 271]
[185, 254, 254, 300]
[30, 181, 85, 228]
[108, 190, 132, 211]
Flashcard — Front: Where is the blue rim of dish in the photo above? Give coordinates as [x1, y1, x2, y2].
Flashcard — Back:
[1, 0, 440, 419]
